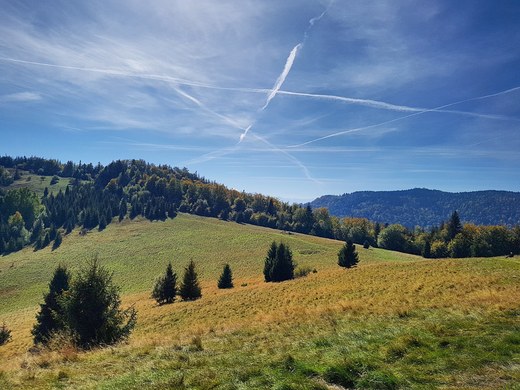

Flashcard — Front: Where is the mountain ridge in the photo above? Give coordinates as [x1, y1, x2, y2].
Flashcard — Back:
[311, 188, 520, 228]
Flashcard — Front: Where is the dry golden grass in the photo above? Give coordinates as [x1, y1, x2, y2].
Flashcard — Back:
[0, 214, 519, 389]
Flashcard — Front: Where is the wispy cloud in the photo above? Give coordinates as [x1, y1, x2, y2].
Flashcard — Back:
[0, 91, 41, 103]
[1, 57, 514, 124]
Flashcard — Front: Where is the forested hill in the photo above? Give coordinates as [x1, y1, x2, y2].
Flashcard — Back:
[311, 188, 520, 228]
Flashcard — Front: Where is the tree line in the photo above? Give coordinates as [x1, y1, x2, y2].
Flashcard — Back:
[1, 156, 519, 258]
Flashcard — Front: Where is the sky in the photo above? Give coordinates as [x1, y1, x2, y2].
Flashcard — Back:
[0, 0, 519, 203]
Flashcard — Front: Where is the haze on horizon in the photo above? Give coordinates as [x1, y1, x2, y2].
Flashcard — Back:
[1, 0, 519, 203]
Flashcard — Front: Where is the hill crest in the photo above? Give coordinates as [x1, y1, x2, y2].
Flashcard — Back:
[311, 188, 520, 227]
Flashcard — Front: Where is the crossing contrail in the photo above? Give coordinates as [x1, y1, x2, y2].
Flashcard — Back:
[288, 86, 520, 147]
[1, 57, 515, 122]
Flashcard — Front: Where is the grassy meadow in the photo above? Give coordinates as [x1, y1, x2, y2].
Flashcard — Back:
[3, 171, 72, 197]
[0, 214, 519, 389]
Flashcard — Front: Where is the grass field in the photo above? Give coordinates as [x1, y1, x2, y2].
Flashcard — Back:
[1, 170, 73, 197]
[0, 214, 519, 389]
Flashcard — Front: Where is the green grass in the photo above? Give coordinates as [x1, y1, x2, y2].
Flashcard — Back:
[0, 214, 519, 389]
[1, 171, 73, 196]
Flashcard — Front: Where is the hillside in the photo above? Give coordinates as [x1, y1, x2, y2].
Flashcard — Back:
[311, 188, 520, 227]
[0, 214, 519, 389]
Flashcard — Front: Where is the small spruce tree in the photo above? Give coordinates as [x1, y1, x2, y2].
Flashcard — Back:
[338, 240, 359, 268]
[422, 240, 431, 258]
[60, 259, 137, 348]
[447, 211, 462, 241]
[264, 242, 295, 282]
[32, 264, 70, 344]
[263, 241, 277, 282]
[217, 264, 233, 289]
[52, 231, 62, 251]
[152, 262, 177, 305]
[179, 260, 202, 300]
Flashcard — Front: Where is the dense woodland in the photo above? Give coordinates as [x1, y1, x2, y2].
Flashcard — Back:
[312, 188, 520, 227]
[0, 156, 519, 258]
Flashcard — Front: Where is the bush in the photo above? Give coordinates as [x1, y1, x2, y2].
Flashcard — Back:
[0, 323, 12, 346]
[430, 240, 449, 258]
[294, 266, 313, 278]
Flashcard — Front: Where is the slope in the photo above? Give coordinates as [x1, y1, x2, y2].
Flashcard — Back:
[0, 215, 519, 389]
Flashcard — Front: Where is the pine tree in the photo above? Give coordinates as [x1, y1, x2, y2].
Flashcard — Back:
[152, 262, 177, 304]
[273, 242, 295, 282]
[32, 265, 70, 344]
[60, 259, 137, 348]
[217, 264, 233, 289]
[119, 200, 127, 222]
[447, 211, 462, 241]
[264, 242, 295, 282]
[422, 240, 431, 258]
[263, 241, 278, 282]
[338, 240, 359, 268]
[179, 260, 202, 300]
[52, 231, 62, 251]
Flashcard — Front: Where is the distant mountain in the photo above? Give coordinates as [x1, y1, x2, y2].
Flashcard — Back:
[310, 188, 520, 228]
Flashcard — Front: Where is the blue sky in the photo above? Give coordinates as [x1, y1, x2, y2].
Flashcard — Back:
[1, 0, 519, 202]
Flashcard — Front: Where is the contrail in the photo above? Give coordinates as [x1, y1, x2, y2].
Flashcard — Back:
[2, 57, 516, 122]
[289, 86, 520, 147]
[250, 133, 318, 183]
[239, 124, 252, 143]
[172, 85, 249, 131]
[261, 43, 301, 110]
[274, 90, 519, 121]
[242, 4, 332, 141]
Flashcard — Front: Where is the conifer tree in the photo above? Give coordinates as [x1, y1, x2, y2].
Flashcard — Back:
[273, 242, 295, 282]
[179, 260, 202, 300]
[119, 199, 127, 222]
[152, 262, 177, 304]
[60, 259, 137, 348]
[422, 240, 431, 258]
[217, 264, 233, 289]
[52, 231, 62, 250]
[447, 211, 462, 241]
[264, 242, 295, 282]
[32, 264, 70, 344]
[338, 240, 359, 268]
[263, 241, 277, 282]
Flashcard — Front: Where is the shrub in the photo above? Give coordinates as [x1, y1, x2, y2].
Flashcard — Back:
[0, 323, 12, 346]
[294, 266, 313, 278]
